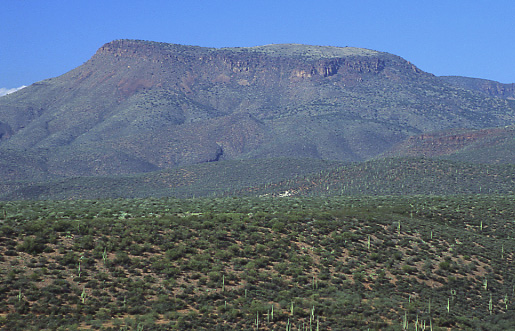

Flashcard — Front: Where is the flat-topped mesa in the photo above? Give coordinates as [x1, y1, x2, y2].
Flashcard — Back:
[222, 43, 382, 59]
[94, 39, 213, 61]
[92, 40, 424, 81]
[2, 38, 515, 180]
[222, 44, 396, 78]
[97, 39, 381, 59]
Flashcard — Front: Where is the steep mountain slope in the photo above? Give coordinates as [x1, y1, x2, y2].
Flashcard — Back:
[1, 39, 515, 180]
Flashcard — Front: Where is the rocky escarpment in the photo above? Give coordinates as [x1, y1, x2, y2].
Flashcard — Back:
[90, 40, 428, 100]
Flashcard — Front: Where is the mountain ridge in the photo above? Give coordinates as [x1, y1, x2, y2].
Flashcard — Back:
[1, 39, 515, 183]
[440, 75, 515, 100]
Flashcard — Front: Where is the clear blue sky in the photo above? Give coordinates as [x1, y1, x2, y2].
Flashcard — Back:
[2, 0, 515, 90]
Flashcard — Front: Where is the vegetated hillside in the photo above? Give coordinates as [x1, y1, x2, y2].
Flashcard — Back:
[2, 39, 515, 181]
[383, 125, 515, 163]
[0, 158, 342, 201]
[239, 158, 515, 197]
[440, 76, 515, 100]
[3, 156, 515, 201]
[1, 195, 515, 330]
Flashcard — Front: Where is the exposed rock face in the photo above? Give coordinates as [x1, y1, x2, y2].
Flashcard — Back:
[1, 39, 515, 179]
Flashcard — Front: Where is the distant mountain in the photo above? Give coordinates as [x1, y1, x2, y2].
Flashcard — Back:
[440, 76, 515, 100]
[384, 125, 515, 163]
[0, 86, 26, 97]
[2, 39, 515, 183]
